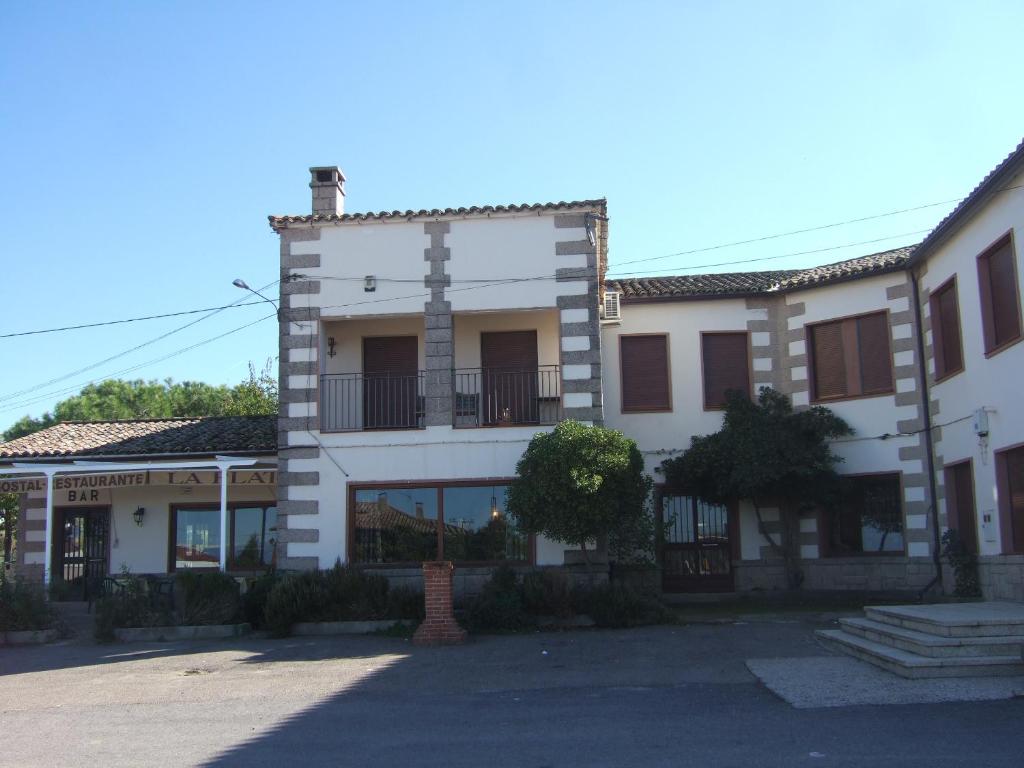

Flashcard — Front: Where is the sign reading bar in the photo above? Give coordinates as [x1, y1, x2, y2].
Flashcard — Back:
[0, 470, 277, 495]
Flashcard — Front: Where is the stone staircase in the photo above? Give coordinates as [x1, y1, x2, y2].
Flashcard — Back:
[51, 601, 95, 643]
[816, 602, 1024, 679]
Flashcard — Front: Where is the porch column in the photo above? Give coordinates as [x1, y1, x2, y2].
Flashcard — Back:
[42, 472, 54, 585]
[219, 466, 229, 572]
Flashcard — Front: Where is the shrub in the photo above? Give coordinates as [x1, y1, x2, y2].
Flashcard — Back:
[93, 575, 174, 642]
[520, 570, 574, 619]
[464, 566, 534, 632]
[573, 582, 672, 629]
[262, 563, 418, 637]
[176, 571, 242, 626]
[242, 570, 282, 629]
[941, 529, 982, 598]
[0, 576, 52, 632]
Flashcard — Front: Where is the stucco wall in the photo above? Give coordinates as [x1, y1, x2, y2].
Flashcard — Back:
[916, 169, 1024, 558]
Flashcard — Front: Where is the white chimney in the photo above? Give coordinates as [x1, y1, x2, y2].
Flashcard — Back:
[309, 166, 346, 216]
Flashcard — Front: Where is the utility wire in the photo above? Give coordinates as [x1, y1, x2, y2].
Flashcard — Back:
[0, 313, 277, 416]
[0, 280, 279, 406]
[831, 413, 975, 443]
[0, 300, 266, 339]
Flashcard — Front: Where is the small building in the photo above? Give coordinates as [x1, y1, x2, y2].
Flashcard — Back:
[0, 416, 277, 596]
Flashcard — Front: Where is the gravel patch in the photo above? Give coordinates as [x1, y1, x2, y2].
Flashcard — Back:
[747, 656, 1024, 709]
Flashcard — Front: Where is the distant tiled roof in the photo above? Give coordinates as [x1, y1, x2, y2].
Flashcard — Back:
[606, 245, 916, 300]
[912, 137, 1024, 263]
[269, 198, 606, 230]
[0, 416, 277, 460]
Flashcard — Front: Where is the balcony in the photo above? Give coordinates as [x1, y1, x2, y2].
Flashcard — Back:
[319, 366, 562, 432]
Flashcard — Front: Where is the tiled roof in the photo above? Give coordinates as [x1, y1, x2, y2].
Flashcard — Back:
[912, 137, 1024, 263]
[269, 198, 606, 230]
[606, 245, 916, 300]
[0, 416, 277, 460]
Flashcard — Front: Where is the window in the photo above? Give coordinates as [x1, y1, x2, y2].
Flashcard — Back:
[808, 311, 893, 401]
[701, 332, 750, 409]
[171, 504, 277, 571]
[944, 460, 977, 555]
[620, 335, 671, 412]
[997, 445, 1024, 554]
[824, 474, 904, 555]
[929, 278, 964, 380]
[977, 234, 1022, 354]
[350, 482, 529, 565]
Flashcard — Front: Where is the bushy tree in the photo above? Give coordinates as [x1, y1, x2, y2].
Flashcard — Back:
[660, 388, 852, 588]
[2, 361, 278, 442]
[506, 420, 653, 567]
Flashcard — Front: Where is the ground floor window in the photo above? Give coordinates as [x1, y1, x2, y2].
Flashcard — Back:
[997, 445, 1024, 554]
[824, 474, 904, 555]
[350, 481, 529, 565]
[170, 503, 277, 571]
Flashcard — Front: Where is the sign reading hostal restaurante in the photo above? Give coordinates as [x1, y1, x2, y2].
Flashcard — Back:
[0, 470, 277, 495]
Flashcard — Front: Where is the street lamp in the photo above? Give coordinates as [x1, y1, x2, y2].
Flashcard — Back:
[232, 278, 279, 318]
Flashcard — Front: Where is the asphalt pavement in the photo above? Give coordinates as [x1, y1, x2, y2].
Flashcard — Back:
[1, 618, 1022, 767]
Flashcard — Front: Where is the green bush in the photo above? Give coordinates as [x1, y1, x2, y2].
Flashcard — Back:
[176, 571, 242, 626]
[573, 582, 672, 629]
[464, 566, 534, 632]
[0, 576, 53, 632]
[242, 570, 282, 629]
[262, 563, 419, 637]
[520, 569, 574, 619]
[93, 576, 174, 642]
[942, 529, 982, 598]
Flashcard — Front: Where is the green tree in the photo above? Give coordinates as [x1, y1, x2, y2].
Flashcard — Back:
[2, 361, 278, 442]
[506, 420, 653, 568]
[660, 387, 852, 589]
[0, 493, 16, 567]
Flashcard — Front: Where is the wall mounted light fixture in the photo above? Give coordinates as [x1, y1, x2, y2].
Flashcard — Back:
[133, 507, 145, 527]
[327, 336, 337, 357]
[364, 275, 376, 292]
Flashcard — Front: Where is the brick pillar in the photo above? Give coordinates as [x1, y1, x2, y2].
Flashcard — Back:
[412, 561, 467, 646]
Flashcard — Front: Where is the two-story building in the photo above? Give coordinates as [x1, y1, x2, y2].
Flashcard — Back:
[5, 139, 1022, 603]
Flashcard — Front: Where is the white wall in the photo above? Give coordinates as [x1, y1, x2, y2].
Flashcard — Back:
[918, 171, 1024, 555]
[289, 213, 576, 319]
[602, 298, 757, 477]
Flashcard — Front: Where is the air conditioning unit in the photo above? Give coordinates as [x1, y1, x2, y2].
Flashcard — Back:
[601, 291, 622, 322]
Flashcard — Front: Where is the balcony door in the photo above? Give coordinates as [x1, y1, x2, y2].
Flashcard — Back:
[363, 336, 419, 429]
[481, 331, 539, 425]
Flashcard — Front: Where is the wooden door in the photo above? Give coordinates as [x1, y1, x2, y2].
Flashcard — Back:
[363, 336, 419, 429]
[659, 492, 735, 593]
[480, 331, 539, 425]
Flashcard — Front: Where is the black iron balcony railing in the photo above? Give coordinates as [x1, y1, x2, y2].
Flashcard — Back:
[454, 366, 562, 428]
[320, 372, 426, 432]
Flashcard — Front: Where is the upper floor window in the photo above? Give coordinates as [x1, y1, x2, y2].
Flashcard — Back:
[929, 277, 964, 381]
[620, 334, 671, 412]
[701, 332, 750, 409]
[808, 311, 893, 402]
[977, 234, 1022, 355]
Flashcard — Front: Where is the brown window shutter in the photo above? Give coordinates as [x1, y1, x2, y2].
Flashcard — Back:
[987, 239, 1022, 349]
[702, 333, 750, 408]
[932, 282, 963, 377]
[621, 335, 670, 411]
[363, 336, 419, 374]
[857, 312, 893, 394]
[811, 321, 847, 399]
[1006, 447, 1024, 554]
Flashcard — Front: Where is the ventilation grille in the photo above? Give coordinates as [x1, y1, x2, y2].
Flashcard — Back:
[601, 291, 622, 322]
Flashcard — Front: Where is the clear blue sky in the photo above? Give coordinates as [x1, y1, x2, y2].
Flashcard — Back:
[2, 1, 1022, 433]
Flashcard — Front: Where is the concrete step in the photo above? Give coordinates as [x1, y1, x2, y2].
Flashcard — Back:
[816, 629, 1024, 679]
[839, 617, 1024, 658]
[865, 602, 1024, 638]
[51, 601, 95, 641]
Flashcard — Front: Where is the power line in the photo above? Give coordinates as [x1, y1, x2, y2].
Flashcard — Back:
[0, 313, 277, 416]
[0, 280, 279, 406]
[0, 300, 267, 339]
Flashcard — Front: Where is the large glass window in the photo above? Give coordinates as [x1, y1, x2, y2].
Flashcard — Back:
[351, 482, 528, 565]
[171, 504, 277, 571]
[825, 475, 904, 555]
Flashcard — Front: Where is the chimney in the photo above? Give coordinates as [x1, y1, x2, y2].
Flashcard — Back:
[309, 166, 346, 216]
